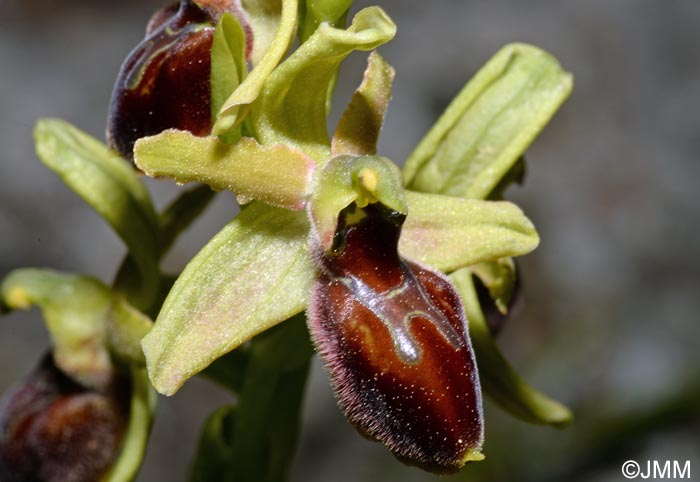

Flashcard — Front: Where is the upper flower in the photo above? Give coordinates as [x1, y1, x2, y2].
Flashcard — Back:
[107, 0, 251, 160]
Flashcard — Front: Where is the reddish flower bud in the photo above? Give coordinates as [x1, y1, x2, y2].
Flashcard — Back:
[308, 203, 484, 473]
[0, 355, 129, 482]
[107, 0, 251, 160]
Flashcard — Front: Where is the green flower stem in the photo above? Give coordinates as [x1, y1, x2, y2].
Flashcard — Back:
[190, 315, 313, 482]
[101, 366, 157, 482]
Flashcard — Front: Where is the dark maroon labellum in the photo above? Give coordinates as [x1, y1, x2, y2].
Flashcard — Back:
[308, 203, 484, 473]
[0, 355, 130, 482]
[107, 0, 251, 160]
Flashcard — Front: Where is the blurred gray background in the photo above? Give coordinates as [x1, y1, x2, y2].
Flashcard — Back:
[1, 1, 699, 481]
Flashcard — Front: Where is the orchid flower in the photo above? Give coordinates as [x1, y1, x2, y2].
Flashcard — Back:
[4, 0, 575, 476]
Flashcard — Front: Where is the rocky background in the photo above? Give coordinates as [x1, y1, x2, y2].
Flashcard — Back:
[1, 1, 699, 481]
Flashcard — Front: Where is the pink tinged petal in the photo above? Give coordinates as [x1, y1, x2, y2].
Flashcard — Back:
[308, 203, 484, 473]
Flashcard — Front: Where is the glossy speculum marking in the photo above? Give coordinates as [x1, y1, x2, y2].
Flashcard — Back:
[309, 202, 484, 472]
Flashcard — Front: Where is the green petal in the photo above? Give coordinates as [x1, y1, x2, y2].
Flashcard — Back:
[399, 191, 539, 272]
[240, 0, 287, 66]
[404, 43, 573, 200]
[251, 7, 396, 163]
[332, 51, 394, 157]
[310, 155, 406, 251]
[101, 366, 156, 482]
[213, 0, 298, 136]
[34, 119, 160, 311]
[141, 202, 314, 395]
[134, 130, 315, 210]
[210, 12, 248, 144]
[450, 269, 572, 427]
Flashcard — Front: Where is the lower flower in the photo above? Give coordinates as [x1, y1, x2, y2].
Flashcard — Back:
[308, 202, 484, 473]
[0, 354, 130, 482]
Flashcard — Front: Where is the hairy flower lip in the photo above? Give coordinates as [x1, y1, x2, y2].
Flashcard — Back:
[0, 354, 131, 482]
[308, 202, 484, 472]
[107, 0, 251, 161]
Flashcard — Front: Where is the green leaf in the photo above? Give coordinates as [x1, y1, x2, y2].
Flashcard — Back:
[34, 119, 160, 311]
[399, 191, 539, 272]
[213, 0, 298, 136]
[1, 269, 113, 390]
[251, 6, 396, 163]
[470, 258, 517, 315]
[449, 269, 572, 427]
[211, 12, 248, 144]
[101, 366, 157, 482]
[190, 315, 312, 482]
[403, 43, 573, 200]
[310, 155, 407, 251]
[332, 51, 394, 157]
[141, 202, 314, 395]
[135, 130, 315, 210]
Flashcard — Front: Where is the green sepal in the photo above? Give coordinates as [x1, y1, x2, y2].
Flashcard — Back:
[450, 269, 572, 427]
[141, 202, 314, 395]
[399, 191, 539, 273]
[213, 0, 298, 136]
[1, 269, 112, 390]
[190, 315, 312, 482]
[34, 119, 160, 311]
[211, 12, 248, 144]
[106, 296, 153, 366]
[298, 0, 353, 42]
[310, 155, 407, 251]
[404, 43, 573, 200]
[101, 366, 157, 482]
[134, 130, 315, 210]
[1, 269, 153, 389]
[332, 51, 394, 157]
[251, 6, 396, 163]
[470, 258, 517, 314]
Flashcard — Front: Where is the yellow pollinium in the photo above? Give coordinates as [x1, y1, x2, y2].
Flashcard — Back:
[355, 167, 379, 208]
